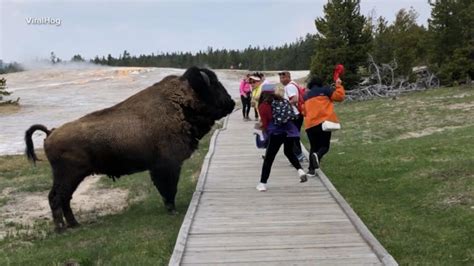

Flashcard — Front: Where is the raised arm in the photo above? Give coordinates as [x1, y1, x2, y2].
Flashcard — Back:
[331, 79, 345, 102]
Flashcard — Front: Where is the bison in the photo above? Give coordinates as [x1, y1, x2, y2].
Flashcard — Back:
[24, 67, 235, 232]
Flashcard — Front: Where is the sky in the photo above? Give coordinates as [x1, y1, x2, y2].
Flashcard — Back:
[0, 0, 432, 63]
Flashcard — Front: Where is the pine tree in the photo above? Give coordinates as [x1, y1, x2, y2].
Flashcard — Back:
[106, 54, 113, 66]
[50, 51, 57, 64]
[428, 0, 473, 84]
[121, 50, 131, 66]
[372, 9, 428, 77]
[372, 16, 393, 64]
[310, 0, 372, 88]
[0, 78, 19, 105]
[71, 54, 85, 62]
[0, 78, 11, 102]
[429, 0, 463, 66]
[92, 56, 101, 64]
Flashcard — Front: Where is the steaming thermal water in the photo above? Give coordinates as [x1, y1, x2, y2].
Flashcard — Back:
[0, 66, 308, 155]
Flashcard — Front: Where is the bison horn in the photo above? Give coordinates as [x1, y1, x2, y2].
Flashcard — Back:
[200, 71, 211, 87]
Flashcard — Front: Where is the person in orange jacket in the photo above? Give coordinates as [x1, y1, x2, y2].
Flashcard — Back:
[303, 76, 345, 176]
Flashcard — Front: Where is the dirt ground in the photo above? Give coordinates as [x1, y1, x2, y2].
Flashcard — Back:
[397, 125, 465, 140]
[0, 175, 128, 239]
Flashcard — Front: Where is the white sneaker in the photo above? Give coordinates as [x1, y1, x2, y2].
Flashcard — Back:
[256, 182, 267, 192]
[298, 169, 308, 183]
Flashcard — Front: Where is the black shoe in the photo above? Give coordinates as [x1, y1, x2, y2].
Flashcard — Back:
[307, 169, 316, 177]
[310, 153, 320, 169]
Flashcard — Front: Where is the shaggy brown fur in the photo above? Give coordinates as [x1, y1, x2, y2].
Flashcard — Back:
[25, 67, 235, 232]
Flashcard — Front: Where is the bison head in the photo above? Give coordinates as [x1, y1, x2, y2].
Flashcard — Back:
[181, 67, 235, 121]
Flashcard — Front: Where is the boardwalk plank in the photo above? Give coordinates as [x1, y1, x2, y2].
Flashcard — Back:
[182, 247, 378, 264]
[182, 258, 382, 265]
[186, 233, 365, 247]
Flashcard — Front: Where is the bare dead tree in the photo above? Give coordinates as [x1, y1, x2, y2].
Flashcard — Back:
[345, 54, 440, 102]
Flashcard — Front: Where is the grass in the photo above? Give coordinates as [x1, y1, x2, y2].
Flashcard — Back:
[0, 197, 8, 208]
[0, 155, 53, 193]
[0, 126, 217, 265]
[301, 85, 474, 265]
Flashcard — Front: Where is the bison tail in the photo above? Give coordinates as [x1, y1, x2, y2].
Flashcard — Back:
[25, 124, 52, 165]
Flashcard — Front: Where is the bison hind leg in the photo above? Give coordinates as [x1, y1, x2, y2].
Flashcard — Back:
[48, 184, 66, 233]
[149, 161, 182, 214]
[49, 166, 88, 232]
[62, 184, 82, 228]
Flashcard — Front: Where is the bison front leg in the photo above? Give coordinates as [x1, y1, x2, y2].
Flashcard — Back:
[150, 161, 181, 214]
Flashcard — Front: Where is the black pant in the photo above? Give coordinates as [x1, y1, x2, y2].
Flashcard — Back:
[240, 95, 251, 118]
[293, 114, 304, 157]
[306, 123, 331, 170]
[260, 134, 302, 183]
[254, 107, 259, 119]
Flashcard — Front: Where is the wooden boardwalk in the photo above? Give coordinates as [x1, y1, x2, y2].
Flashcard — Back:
[170, 110, 397, 265]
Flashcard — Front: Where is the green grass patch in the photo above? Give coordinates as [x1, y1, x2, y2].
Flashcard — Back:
[0, 197, 8, 207]
[302, 86, 474, 264]
[0, 128, 216, 265]
[0, 155, 52, 193]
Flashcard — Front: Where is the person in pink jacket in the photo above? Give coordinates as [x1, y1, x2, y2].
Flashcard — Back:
[239, 74, 252, 121]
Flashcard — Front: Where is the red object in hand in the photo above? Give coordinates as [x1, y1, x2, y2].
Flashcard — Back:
[333, 64, 345, 82]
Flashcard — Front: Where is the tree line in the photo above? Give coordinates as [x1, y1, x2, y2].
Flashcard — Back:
[0, 61, 23, 74]
[90, 34, 317, 71]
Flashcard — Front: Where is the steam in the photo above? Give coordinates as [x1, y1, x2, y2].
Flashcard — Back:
[18, 60, 103, 71]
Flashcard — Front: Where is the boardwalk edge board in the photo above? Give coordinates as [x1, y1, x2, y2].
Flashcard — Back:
[301, 146, 398, 266]
[169, 111, 233, 266]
